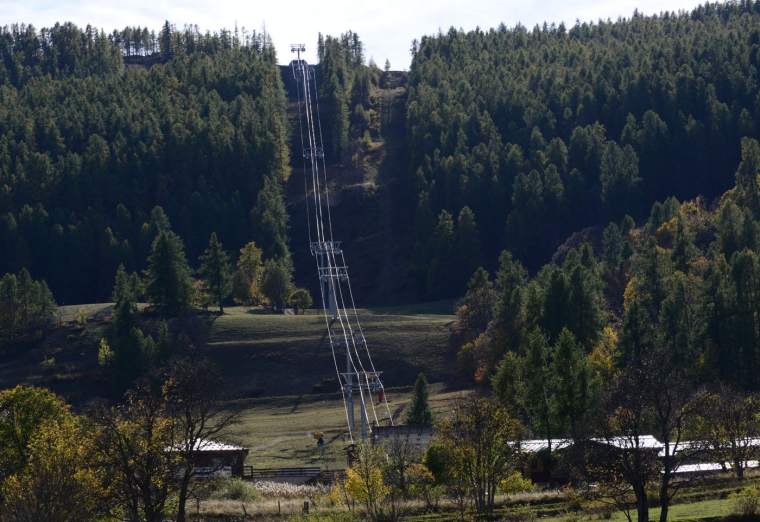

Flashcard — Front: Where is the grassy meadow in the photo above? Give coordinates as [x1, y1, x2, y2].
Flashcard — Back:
[5, 302, 461, 467]
[205, 304, 457, 398]
[225, 382, 465, 469]
[189, 471, 756, 520]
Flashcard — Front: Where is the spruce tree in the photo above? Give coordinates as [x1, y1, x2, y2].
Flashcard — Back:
[232, 241, 264, 305]
[566, 244, 605, 350]
[602, 222, 623, 269]
[251, 176, 290, 261]
[600, 141, 641, 221]
[198, 232, 232, 313]
[406, 373, 433, 425]
[144, 230, 194, 316]
[155, 320, 174, 363]
[426, 210, 456, 299]
[112, 264, 139, 337]
[455, 206, 483, 291]
[550, 328, 593, 439]
[521, 329, 558, 449]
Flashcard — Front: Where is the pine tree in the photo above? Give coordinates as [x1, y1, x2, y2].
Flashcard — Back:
[521, 329, 558, 450]
[730, 249, 760, 390]
[198, 233, 232, 313]
[603, 222, 623, 269]
[455, 206, 483, 290]
[251, 176, 290, 261]
[426, 210, 456, 299]
[155, 320, 173, 363]
[716, 201, 744, 259]
[232, 241, 263, 305]
[144, 230, 195, 316]
[457, 267, 494, 335]
[550, 328, 593, 439]
[159, 21, 174, 63]
[112, 264, 139, 337]
[406, 373, 433, 425]
[671, 214, 697, 273]
[617, 300, 655, 366]
[600, 141, 641, 221]
[540, 267, 570, 341]
[735, 137, 760, 216]
[494, 250, 528, 327]
[113, 326, 149, 394]
[566, 244, 606, 350]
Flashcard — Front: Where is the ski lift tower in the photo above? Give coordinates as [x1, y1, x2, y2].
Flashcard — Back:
[290, 44, 390, 441]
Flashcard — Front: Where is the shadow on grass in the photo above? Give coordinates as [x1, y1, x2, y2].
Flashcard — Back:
[366, 299, 458, 316]
[245, 307, 281, 316]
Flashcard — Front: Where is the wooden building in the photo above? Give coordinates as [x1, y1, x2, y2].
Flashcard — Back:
[372, 425, 434, 452]
[188, 439, 249, 477]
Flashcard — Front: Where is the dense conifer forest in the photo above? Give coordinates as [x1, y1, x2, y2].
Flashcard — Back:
[5, 6, 760, 521]
[0, 23, 290, 305]
[407, 0, 760, 297]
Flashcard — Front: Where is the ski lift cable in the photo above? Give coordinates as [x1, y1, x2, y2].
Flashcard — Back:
[318, 296, 355, 445]
[342, 268, 393, 425]
[310, 70, 337, 244]
[301, 64, 325, 243]
[294, 67, 313, 246]
[303, 142, 371, 436]
[302, 64, 375, 429]
[297, 61, 322, 245]
[310, 75, 382, 431]
[332, 250, 378, 371]
[299, 58, 354, 443]
[341, 268, 390, 426]
[295, 58, 354, 443]
[328, 253, 381, 427]
[302, 70, 326, 243]
[323, 268, 375, 430]
[294, 51, 381, 438]
[309, 65, 386, 414]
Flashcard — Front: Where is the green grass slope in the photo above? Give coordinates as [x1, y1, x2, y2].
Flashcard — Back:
[207, 304, 457, 398]
[0, 303, 458, 407]
[227, 382, 463, 469]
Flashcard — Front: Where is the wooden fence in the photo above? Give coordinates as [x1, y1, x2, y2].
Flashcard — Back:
[241, 466, 321, 479]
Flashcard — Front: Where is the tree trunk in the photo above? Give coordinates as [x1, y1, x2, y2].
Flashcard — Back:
[634, 483, 649, 522]
[219, 295, 224, 314]
[736, 458, 745, 480]
[659, 474, 670, 522]
[176, 470, 192, 522]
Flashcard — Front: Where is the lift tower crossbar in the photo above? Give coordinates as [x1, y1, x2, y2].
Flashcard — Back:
[290, 44, 391, 441]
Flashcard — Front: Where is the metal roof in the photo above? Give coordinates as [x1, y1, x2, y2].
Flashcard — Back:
[518, 435, 663, 453]
[673, 460, 758, 474]
[171, 439, 248, 453]
[519, 439, 573, 453]
[595, 435, 663, 450]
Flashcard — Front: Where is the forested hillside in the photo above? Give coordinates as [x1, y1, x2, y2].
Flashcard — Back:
[407, 1, 760, 298]
[0, 23, 290, 305]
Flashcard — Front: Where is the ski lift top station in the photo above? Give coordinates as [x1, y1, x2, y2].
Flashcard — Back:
[290, 44, 393, 442]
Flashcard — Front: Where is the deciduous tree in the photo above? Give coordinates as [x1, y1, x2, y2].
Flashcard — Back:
[436, 395, 524, 514]
[1, 417, 103, 522]
[260, 257, 294, 311]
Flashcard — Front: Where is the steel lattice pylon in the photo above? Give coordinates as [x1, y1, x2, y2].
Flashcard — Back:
[290, 45, 392, 441]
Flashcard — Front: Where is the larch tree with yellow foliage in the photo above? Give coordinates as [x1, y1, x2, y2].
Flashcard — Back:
[343, 441, 390, 521]
[436, 395, 524, 514]
[2, 417, 103, 522]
